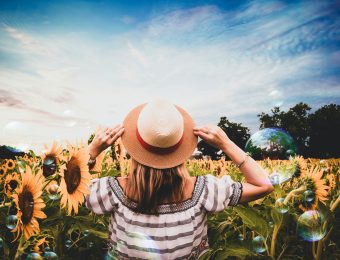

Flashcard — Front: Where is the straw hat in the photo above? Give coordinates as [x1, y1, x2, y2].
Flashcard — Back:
[121, 100, 198, 169]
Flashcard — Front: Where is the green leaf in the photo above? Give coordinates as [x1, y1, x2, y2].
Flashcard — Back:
[215, 244, 256, 259]
[271, 206, 283, 226]
[234, 205, 270, 238]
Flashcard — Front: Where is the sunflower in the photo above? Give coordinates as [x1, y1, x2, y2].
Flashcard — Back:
[4, 172, 20, 197]
[1, 164, 8, 176]
[0, 165, 6, 177]
[326, 173, 336, 190]
[299, 165, 330, 211]
[34, 237, 48, 254]
[59, 145, 91, 215]
[89, 150, 105, 178]
[12, 165, 46, 240]
[288, 155, 306, 179]
[40, 141, 65, 178]
[6, 159, 16, 170]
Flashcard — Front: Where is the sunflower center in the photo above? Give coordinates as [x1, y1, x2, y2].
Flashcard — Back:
[64, 158, 81, 194]
[18, 187, 34, 225]
[43, 155, 57, 177]
[9, 180, 18, 190]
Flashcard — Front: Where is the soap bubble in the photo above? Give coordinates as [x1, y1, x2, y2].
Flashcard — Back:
[26, 252, 42, 260]
[297, 210, 328, 242]
[83, 230, 90, 237]
[6, 215, 18, 230]
[87, 241, 94, 248]
[245, 128, 297, 160]
[268, 221, 274, 228]
[42, 251, 58, 259]
[104, 250, 117, 260]
[237, 234, 244, 241]
[65, 240, 72, 249]
[43, 156, 57, 177]
[252, 235, 266, 253]
[120, 232, 161, 259]
[47, 183, 60, 201]
[269, 170, 293, 185]
[275, 198, 289, 213]
[303, 190, 315, 203]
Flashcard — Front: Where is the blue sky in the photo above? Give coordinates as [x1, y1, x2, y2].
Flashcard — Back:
[0, 0, 339, 153]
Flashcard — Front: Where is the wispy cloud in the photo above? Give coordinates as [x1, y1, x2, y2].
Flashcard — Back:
[0, 0, 339, 152]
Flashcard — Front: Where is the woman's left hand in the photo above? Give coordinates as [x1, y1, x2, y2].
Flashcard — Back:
[89, 124, 124, 158]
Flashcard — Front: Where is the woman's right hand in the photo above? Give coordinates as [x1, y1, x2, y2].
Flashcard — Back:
[89, 124, 124, 158]
[193, 125, 233, 151]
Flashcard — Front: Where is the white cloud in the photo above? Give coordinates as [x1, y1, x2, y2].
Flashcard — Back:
[0, 3, 339, 152]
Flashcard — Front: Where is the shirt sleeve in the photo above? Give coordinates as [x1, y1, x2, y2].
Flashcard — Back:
[85, 176, 119, 214]
[201, 174, 243, 213]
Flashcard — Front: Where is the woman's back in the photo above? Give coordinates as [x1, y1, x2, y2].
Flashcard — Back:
[86, 174, 243, 259]
[86, 101, 273, 259]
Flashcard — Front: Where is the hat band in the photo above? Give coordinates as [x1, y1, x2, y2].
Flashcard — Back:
[136, 127, 184, 155]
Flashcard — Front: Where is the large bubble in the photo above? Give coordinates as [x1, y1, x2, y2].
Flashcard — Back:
[245, 128, 297, 160]
[297, 210, 328, 242]
[42, 250, 58, 259]
[25, 252, 42, 260]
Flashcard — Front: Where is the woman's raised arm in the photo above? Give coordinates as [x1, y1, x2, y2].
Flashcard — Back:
[193, 125, 274, 204]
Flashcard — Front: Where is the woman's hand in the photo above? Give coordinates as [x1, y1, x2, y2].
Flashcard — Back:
[88, 124, 124, 159]
[193, 125, 232, 151]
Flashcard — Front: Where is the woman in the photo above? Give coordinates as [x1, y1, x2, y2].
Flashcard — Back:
[85, 101, 274, 259]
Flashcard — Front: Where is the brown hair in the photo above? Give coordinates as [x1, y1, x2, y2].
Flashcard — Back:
[124, 158, 190, 214]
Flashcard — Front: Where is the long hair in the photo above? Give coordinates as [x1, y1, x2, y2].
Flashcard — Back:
[124, 158, 190, 214]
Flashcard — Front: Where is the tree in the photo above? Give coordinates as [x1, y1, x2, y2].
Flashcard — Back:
[308, 104, 340, 158]
[257, 102, 311, 157]
[197, 117, 251, 160]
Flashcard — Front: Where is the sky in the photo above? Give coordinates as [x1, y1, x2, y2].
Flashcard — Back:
[0, 0, 339, 153]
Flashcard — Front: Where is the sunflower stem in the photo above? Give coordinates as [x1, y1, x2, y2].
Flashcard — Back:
[283, 186, 306, 205]
[0, 202, 11, 208]
[330, 195, 340, 212]
[14, 235, 25, 260]
[270, 224, 280, 258]
[312, 241, 317, 259]
[242, 223, 246, 239]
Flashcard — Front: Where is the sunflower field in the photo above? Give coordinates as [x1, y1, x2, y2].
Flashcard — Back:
[0, 139, 339, 260]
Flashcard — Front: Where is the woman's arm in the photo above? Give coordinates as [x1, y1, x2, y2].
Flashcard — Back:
[88, 124, 124, 161]
[193, 125, 274, 204]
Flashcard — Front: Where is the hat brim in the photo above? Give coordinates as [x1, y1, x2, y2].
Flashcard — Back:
[121, 103, 198, 169]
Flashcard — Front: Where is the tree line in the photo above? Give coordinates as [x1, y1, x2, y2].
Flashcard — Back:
[197, 102, 340, 159]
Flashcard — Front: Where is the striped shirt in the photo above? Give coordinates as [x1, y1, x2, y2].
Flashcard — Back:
[85, 174, 243, 259]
